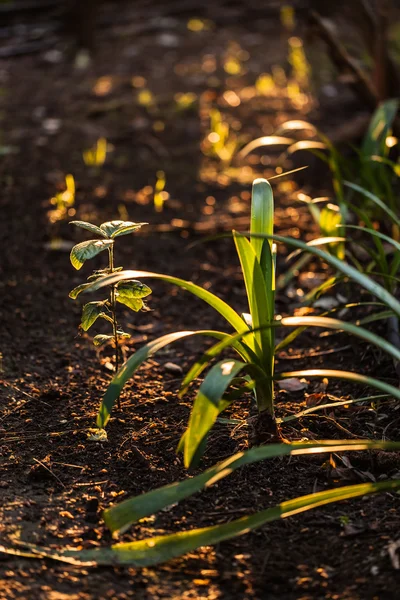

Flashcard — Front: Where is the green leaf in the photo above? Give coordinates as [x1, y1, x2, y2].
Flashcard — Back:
[70, 239, 114, 270]
[69, 221, 107, 238]
[341, 224, 400, 252]
[104, 440, 400, 536]
[253, 233, 400, 318]
[93, 334, 114, 347]
[362, 99, 398, 157]
[184, 359, 245, 468]
[180, 329, 259, 397]
[344, 181, 400, 227]
[250, 178, 274, 261]
[97, 330, 238, 428]
[117, 281, 152, 298]
[99, 221, 147, 238]
[278, 316, 400, 362]
[81, 301, 107, 331]
[233, 232, 273, 372]
[69, 282, 92, 299]
[83, 270, 254, 351]
[3, 446, 400, 567]
[116, 296, 143, 312]
[278, 369, 400, 401]
[280, 394, 390, 423]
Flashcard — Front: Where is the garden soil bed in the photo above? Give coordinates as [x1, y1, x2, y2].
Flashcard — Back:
[1, 2, 399, 599]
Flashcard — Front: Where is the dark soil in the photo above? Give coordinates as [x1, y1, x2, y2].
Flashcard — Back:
[1, 2, 399, 599]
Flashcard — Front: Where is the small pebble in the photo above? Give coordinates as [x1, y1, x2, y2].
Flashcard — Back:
[164, 362, 183, 374]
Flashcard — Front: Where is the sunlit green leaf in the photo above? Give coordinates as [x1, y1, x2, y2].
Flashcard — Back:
[277, 316, 400, 362]
[97, 330, 238, 428]
[70, 221, 107, 238]
[180, 329, 259, 397]
[70, 239, 114, 270]
[362, 99, 398, 157]
[344, 181, 400, 227]
[117, 296, 143, 312]
[117, 281, 152, 298]
[99, 221, 147, 238]
[278, 369, 400, 401]
[184, 359, 244, 468]
[3, 449, 400, 567]
[81, 301, 107, 331]
[252, 233, 400, 317]
[104, 440, 400, 536]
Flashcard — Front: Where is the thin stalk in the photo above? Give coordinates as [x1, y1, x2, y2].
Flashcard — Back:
[109, 245, 121, 409]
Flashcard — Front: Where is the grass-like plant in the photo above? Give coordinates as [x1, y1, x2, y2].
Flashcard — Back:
[69, 219, 152, 407]
[239, 99, 399, 229]
[238, 101, 400, 346]
[84, 180, 400, 469]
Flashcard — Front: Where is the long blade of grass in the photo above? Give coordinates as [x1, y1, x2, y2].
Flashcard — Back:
[184, 358, 248, 467]
[278, 316, 400, 362]
[104, 440, 400, 535]
[278, 369, 400, 401]
[362, 99, 398, 156]
[280, 394, 390, 423]
[250, 178, 274, 261]
[84, 270, 253, 348]
[180, 328, 262, 397]
[249, 233, 400, 318]
[3, 478, 399, 567]
[233, 232, 273, 360]
[341, 225, 400, 252]
[344, 181, 400, 227]
[97, 330, 237, 428]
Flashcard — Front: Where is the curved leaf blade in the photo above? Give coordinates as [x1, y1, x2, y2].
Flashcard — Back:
[250, 233, 400, 318]
[117, 281, 152, 298]
[104, 440, 400, 536]
[100, 221, 147, 238]
[237, 136, 294, 160]
[70, 221, 107, 238]
[70, 239, 114, 270]
[81, 301, 107, 331]
[6, 479, 400, 567]
[97, 330, 238, 428]
[84, 270, 252, 348]
[184, 359, 246, 468]
[278, 316, 400, 362]
[278, 369, 400, 401]
[344, 181, 400, 227]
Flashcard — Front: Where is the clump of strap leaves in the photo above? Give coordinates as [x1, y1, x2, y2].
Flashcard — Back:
[69, 220, 152, 407]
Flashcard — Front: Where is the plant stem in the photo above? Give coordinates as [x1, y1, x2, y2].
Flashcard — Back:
[254, 381, 274, 419]
[109, 245, 121, 409]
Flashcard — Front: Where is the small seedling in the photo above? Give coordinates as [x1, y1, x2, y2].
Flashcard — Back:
[69, 220, 152, 408]
[83, 137, 108, 167]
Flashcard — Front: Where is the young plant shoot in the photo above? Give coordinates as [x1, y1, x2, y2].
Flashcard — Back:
[84, 178, 400, 469]
[69, 220, 152, 407]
